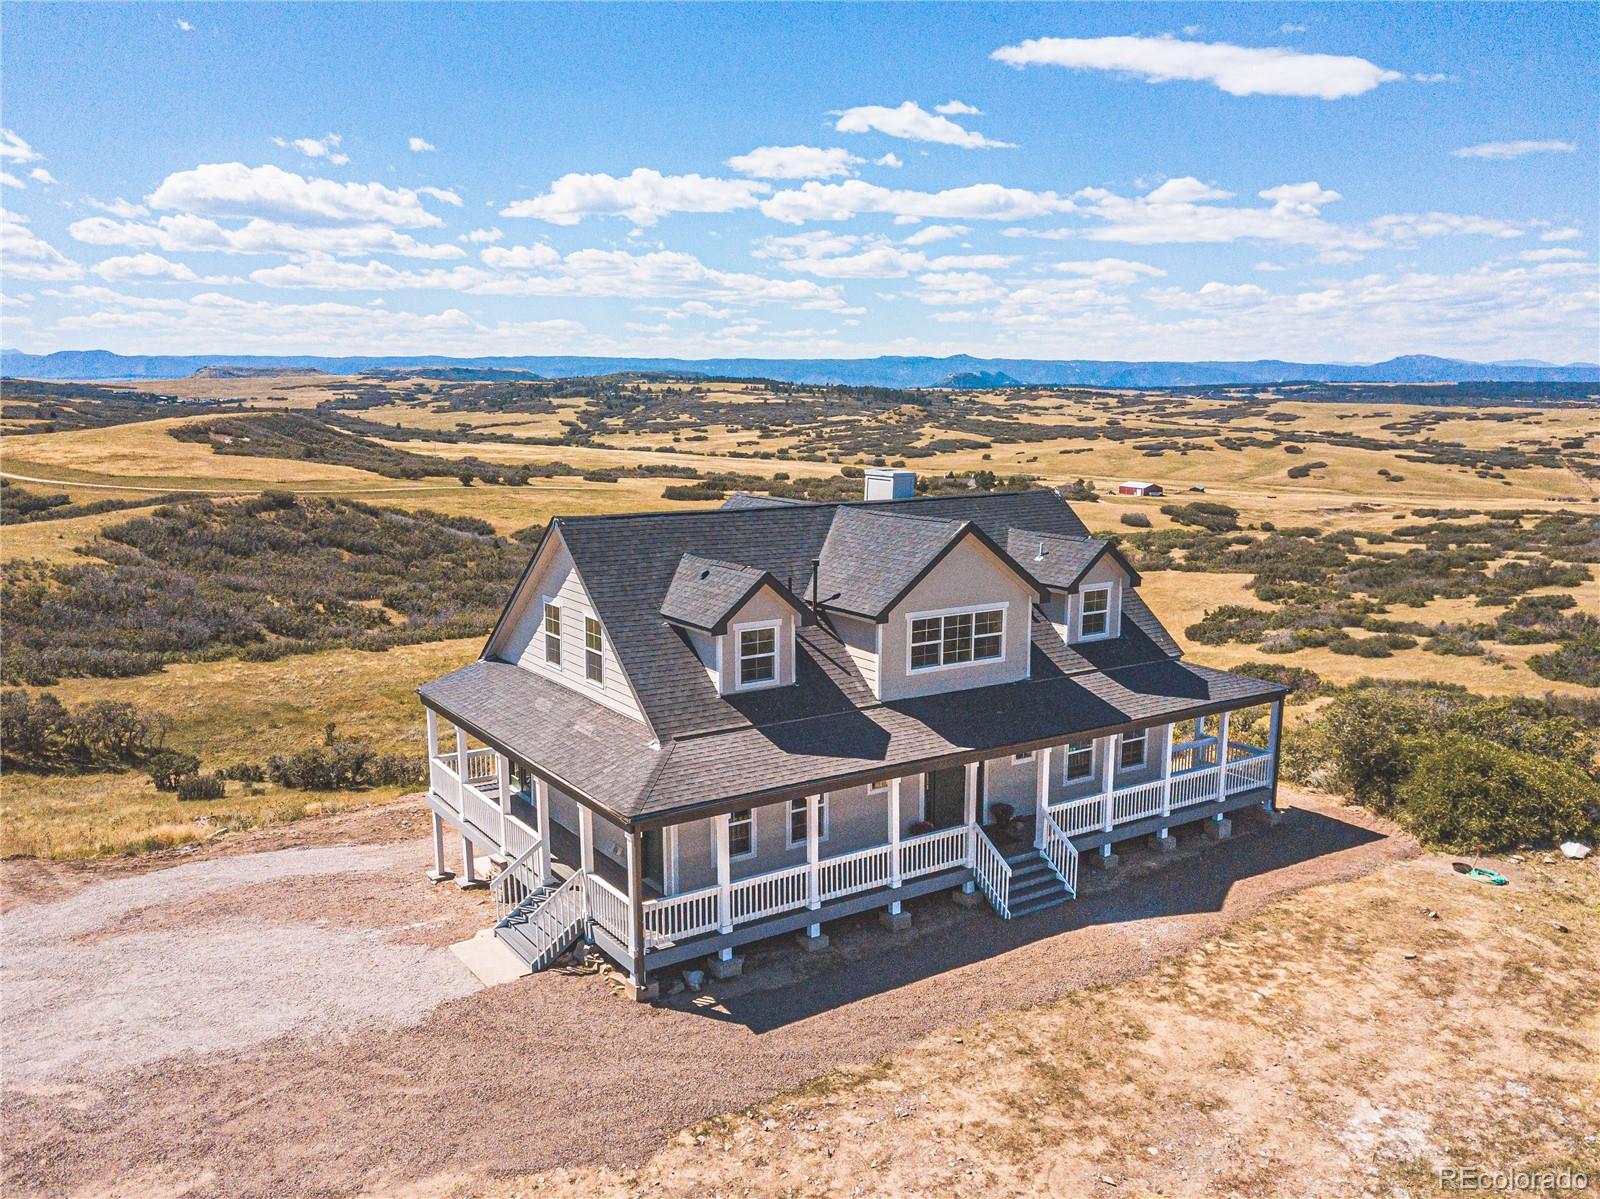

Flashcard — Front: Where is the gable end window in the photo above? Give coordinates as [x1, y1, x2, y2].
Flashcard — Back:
[1064, 740, 1093, 781]
[736, 622, 778, 688]
[728, 809, 755, 859]
[543, 602, 561, 666]
[584, 616, 604, 684]
[1119, 730, 1147, 770]
[909, 606, 1005, 672]
[1079, 586, 1112, 640]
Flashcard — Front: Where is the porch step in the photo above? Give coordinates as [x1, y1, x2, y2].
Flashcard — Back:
[1000, 845, 1074, 917]
[493, 880, 583, 972]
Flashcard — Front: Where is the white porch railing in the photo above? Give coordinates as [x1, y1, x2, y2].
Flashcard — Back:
[729, 862, 810, 923]
[1111, 778, 1164, 825]
[1169, 764, 1221, 810]
[1225, 751, 1273, 794]
[642, 885, 720, 946]
[819, 842, 894, 902]
[461, 746, 497, 785]
[1053, 794, 1103, 837]
[502, 812, 540, 862]
[1039, 809, 1078, 897]
[460, 781, 503, 843]
[899, 825, 968, 879]
[428, 756, 462, 813]
[972, 825, 1012, 918]
[584, 873, 631, 945]
[492, 842, 544, 924]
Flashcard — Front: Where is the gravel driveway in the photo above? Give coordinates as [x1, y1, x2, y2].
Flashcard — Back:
[2, 789, 1412, 1199]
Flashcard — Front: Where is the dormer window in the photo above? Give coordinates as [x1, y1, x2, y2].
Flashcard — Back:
[909, 605, 1006, 672]
[1078, 586, 1112, 640]
[735, 621, 779, 689]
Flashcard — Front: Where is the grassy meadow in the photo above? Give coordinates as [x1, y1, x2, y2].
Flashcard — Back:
[2, 371, 1595, 858]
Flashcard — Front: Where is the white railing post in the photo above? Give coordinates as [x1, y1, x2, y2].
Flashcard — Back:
[1100, 735, 1117, 834]
[1160, 723, 1174, 821]
[963, 761, 979, 871]
[1216, 710, 1232, 806]
[1033, 747, 1050, 849]
[534, 776, 553, 886]
[425, 709, 439, 760]
[887, 778, 903, 894]
[714, 812, 733, 934]
[805, 795, 822, 911]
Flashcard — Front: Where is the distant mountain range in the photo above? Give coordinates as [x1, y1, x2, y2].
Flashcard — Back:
[2, 349, 1597, 387]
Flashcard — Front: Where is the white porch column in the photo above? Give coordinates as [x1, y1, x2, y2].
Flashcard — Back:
[805, 795, 822, 911]
[495, 753, 511, 852]
[714, 812, 733, 934]
[624, 830, 641, 970]
[665, 824, 680, 896]
[458, 833, 479, 887]
[1159, 723, 1175, 821]
[427, 811, 451, 881]
[1214, 709, 1232, 810]
[962, 761, 979, 874]
[1033, 747, 1050, 848]
[452, 725, 468, 812]
[533, 776, 554, 885]
[578, 804, 595, 874]
[887, 777, 903, 910]
[1100, 734, 1117, 858]
[425, 709, 440, 759]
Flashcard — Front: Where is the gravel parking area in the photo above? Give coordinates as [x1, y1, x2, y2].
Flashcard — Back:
[2, 789, 1413, 1199]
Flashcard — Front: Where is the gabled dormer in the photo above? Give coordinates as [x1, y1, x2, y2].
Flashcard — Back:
[817, 509, 1046, 701]
[1009, 529, 1140, 646]
[661, 554, 811, 695]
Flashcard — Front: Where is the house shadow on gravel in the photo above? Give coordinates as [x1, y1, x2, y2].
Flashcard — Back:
[668, 802, 1389, 1034]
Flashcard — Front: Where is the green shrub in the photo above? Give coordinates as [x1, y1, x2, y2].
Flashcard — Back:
[1160, 501, 1239, 532]
[145, 750, 201, 791]
[662, 483, 727, 501]
[220, 761, 266, 783]
[176, 772, 226, 802]
[1119, 511, 1152, 529]
[1397, 735, 1598, 852]
[1528, 615, 1600, 687]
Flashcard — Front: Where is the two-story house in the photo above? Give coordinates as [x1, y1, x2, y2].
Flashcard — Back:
[418, 472, 1288, 998]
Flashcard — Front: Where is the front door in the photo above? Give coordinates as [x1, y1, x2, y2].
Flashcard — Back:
[923, 766, 967, 829]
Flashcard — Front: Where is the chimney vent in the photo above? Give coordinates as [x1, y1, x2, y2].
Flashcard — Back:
[863, 468, 917, 502]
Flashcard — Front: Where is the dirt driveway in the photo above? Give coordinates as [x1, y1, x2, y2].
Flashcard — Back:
[2, 789, 1413, 1199]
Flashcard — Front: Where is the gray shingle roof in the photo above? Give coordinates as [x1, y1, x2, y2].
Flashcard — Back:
[1006, 528, 1142, 591]
[814, 507, 968, 619]
[659, 553, 809, 634]
[421, 488, 1285, 823]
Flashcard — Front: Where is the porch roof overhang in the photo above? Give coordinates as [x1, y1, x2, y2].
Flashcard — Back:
[419, 656, 1286, 833]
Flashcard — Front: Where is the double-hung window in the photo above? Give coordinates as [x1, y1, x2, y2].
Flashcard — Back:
[1064, 740, 1094, 781]
[728, 808, 755, 859]
[786, 796, 828, 847]
[1119, 730, 1147, 769]
[584, 616, 604, 684]
[737, 623, 778, 688]
[909, 607, 1005, 671]
[1078, 586, 1111, 639]
[543, 602, 561, 666]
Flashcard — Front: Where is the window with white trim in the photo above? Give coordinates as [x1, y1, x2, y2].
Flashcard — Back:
[1119, 730, 1147, 769]
[543, 602, 561, 666]
[1064, 740, 1094, 781]
[909, 606, 1005, 671]
[787, 796, 828, 847]
[728, 808, 755, 859]
[737, 622, 778, 688]
[584, 616, 604, 684]
[1079, 586, 1111, 639]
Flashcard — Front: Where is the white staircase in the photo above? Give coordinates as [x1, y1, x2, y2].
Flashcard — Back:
[490, 848, 589, 971]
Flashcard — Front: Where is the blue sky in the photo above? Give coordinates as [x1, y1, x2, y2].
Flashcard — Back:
[3, 3, 1596, 362]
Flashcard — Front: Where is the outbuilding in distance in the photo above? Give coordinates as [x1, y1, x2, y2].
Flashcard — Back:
[1118, 481, 1164, 496]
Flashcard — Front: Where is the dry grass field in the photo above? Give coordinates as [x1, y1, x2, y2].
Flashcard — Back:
[2, 371, 1595, 860]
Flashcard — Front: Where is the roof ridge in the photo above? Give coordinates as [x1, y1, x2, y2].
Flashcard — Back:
[555, 486, 1061, 524]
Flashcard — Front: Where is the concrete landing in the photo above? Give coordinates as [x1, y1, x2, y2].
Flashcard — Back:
[450, 928, 532, 987]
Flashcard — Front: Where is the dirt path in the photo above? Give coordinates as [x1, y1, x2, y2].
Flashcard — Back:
[2, 788, 1416, 1199]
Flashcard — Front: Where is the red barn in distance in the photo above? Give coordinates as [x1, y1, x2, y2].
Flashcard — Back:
[1118, 481, 1164, 496]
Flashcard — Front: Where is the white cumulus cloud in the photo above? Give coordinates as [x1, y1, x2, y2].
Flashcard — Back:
[273, 133, 349, 166]
[876, 153, 903, 169]
[991, 34, 1403, 99]
[834, 101, 1016, 149]
[500, 168, 769, 226]
[1, 129, 41, 163]
[70, 212, 465, 259]
[935, 100, 983, 115]
[147, 162, 448, 227]
[726, 145, 861, 180]
[759, 180, 1073, 225]
[90, 253, 229, 283]
[409, 137, 436, 153]
[2, 208, 84, 280]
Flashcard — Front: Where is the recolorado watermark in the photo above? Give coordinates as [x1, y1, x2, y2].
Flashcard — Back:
[1439, 1166, 1590, 1192]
